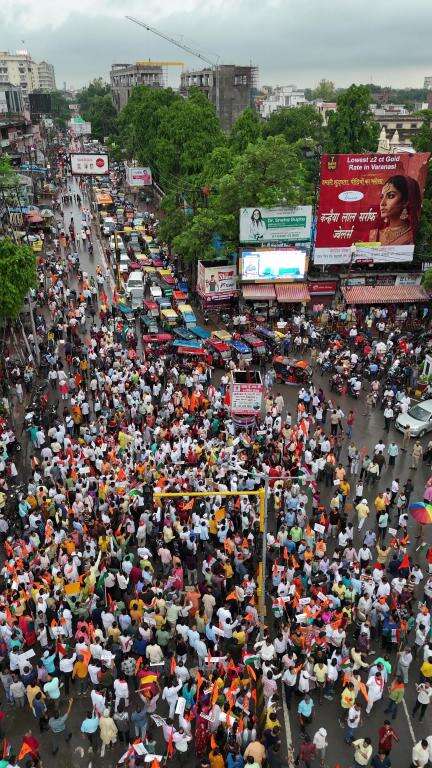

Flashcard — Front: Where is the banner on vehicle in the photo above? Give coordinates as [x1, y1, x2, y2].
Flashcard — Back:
[314, 152, 430, 264]
[70, 153, 109, 175]
[126, 166, 153, 187]
[230, 381, 264, 416]
[197, 262, 237, 297]
[240, 206, 312, 244]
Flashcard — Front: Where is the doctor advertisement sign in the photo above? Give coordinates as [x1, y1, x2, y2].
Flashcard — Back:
[197, 262, 237, 297]
[240, 206, 312, 244]
[314, 152, 430, 265]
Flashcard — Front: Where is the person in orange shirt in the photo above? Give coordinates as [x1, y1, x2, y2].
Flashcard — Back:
[72, 655, 89, 695]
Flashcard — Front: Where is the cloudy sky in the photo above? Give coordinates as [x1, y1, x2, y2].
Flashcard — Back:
[1, 0, 431, 91]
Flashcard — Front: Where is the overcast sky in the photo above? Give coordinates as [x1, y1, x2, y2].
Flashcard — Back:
[1, 0, 431, 91]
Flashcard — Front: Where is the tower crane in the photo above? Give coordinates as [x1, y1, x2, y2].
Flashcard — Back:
[125, 16, 220, 114]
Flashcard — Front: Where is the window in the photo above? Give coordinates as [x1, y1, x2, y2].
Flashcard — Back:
[396, 123, 403, 129]
[411, 123, 418, 128]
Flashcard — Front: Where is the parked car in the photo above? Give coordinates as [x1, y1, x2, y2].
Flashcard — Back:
[396, 399, 432, 437]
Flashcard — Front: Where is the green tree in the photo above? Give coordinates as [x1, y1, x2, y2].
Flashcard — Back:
[83, 94, 117, 141]
[326, 84, 379, 153]
[158, 192, 188, 249]
[117, 86, 180, 172]
[422, 267, 432, 292]
[412, 111, 432, 260]
[263, 104, 325, 145]
[312, 79, 336, 101]
[229, 108, 262, 154]
[412, 109, 432, 152]
[173, 135, 310, 262]
[78, 78, 111, 113]
[0, 239, 37, 319]
[201, 146, 236, 187]
[155, 89, 224, 183]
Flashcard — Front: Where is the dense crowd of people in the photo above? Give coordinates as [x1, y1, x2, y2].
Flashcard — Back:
[0, 160, 431, 768]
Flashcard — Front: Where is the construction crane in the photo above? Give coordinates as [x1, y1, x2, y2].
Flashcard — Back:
[126, 16, 220, 113]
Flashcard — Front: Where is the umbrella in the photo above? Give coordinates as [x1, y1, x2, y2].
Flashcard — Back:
[409, 501, 432, 525]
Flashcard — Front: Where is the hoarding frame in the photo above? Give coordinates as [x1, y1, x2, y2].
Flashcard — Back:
[125, 166, 153, 187]
[314, 152, 430, 265]
[240, 206, 312, 244]
[70, 152, 109, 176]
[239, 247, 307, 282]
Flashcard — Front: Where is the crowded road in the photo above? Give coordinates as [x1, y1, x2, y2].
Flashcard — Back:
[1, 164, 432, 768]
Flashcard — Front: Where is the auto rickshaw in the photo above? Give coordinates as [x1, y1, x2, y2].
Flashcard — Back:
[273, 356, 312, 385]
[205, 338, 231, 367]
[241, 333, 266, 361]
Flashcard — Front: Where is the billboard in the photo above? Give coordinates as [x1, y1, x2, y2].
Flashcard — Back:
[70, 153, 109, 176]
[240, 206, 312, 244]
[126, 166, 153, 187]
[29, 92, 52, 114]
[314, 152, 430, 265]
[197, 262, 237, 297]
[240, 248, 306, 282]
[69, 120, 92, 136]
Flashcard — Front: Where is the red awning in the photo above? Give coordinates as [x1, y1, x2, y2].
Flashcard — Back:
[342, 284, 429, 305]
[242, 283, 276, 301]
[275, 283, 310, 303]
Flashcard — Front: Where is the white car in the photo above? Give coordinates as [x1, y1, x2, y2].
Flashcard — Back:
[396, 399, 432, 438]
[118, 253, 131, 274]
[109, 234, 126, 253]
[126, 270, 144, 309]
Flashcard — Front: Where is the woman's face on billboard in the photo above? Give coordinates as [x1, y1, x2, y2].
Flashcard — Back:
[380, 182, 404, 221]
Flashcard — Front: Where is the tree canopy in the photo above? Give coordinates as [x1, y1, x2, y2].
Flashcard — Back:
[0, 238, 37, 320]
[311, 79, 336, 102]
[50, 91, 70, 129]
[78, 79, 118, 141]
[229, 108, 262, 154]
[326, 84, 379, 153]
[263, 104, 325, 146]
[172, 136, 311, 262]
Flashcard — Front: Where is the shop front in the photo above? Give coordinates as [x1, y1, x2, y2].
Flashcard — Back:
[341, 283, 430, 322]
[241, 283, 278, 321]
[307, 279, 339, 309]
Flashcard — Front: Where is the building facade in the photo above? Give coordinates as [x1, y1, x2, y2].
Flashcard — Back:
[110, 62, 164, 111]
[0, 83, 24, 115]
[260, 85, 306, 119]
[424, 76, 432, 89]
[37, 61, 56, 91]
[0, 51, 40, 100]
[180, 64, 258, 132]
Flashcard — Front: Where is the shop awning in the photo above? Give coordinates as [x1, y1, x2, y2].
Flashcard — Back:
[342, 284, 429, 305]
[242, 283, 276, 301]
[275, 283, 310, 303]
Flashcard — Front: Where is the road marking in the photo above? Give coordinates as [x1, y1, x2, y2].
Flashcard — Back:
[282, 688, 295, 767]
[402, 698, 416, 744]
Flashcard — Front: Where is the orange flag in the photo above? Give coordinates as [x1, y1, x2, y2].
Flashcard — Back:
[18, 742, 33, 760]
[359, 681, 368, 702]
[170, 656, 177, 675]
[211, 681, 219, 705]
[167, 729, 175, 759]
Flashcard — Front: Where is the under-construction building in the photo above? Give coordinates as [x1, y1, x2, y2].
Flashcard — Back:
[180, 64, 258, 131]
[110, 61, 165, 111]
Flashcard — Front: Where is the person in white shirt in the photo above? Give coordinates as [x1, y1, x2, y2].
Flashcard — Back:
[411, 739, 430, 768]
